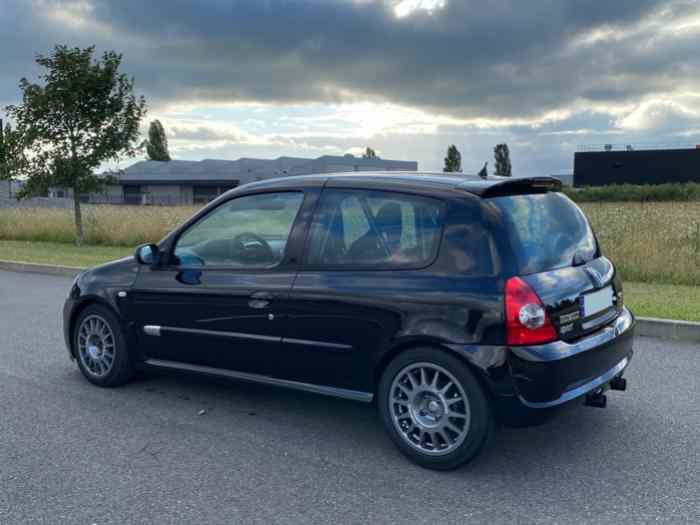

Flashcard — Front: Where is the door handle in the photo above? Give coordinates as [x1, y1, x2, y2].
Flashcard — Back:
[249, 291, 273, 309]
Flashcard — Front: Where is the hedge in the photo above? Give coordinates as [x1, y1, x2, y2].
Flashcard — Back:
[564, 182, 700, 202]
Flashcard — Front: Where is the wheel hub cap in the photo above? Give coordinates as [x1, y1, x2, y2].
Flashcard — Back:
[412, 393, 445, 427]
[87, 336, 103, 359]
[88, 344, 102, 359]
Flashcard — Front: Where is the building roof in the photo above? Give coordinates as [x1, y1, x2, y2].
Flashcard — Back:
[116, 159, 243, 183]
[113, 155, 418, 185]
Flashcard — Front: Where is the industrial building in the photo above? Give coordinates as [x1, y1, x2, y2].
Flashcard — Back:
[50, 154, 418, 205]
[574, 145, 700, 186]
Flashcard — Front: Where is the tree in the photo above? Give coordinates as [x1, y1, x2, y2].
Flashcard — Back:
[144, 119, 171, 161]
[494, 143, 512, 177]
[6, 45, 146, 245]
[478, 162, 488, 178]
[0, 118, 29, 197]
[362, 147, 377, 159]
[443, 144, 462, 172]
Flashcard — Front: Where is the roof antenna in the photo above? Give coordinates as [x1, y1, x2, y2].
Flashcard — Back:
[478, 162, 488, 179]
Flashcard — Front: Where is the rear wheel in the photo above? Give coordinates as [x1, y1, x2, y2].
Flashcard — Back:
[73, 304, 133, 387]
[378, 348, 494, 470]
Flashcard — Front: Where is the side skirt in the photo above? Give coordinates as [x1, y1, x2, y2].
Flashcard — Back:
[142, 358, 375, 403]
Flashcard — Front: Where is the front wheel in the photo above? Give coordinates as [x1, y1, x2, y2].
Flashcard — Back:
[378, 348, 494, 470]
[73, 304, 133, 387]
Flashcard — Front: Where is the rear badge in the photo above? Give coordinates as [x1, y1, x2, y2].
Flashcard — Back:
[560, 323, 574, 334]
[560, 311, 580, 324]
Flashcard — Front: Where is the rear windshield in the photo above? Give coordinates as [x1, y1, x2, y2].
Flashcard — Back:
[489, 192, 597, 275]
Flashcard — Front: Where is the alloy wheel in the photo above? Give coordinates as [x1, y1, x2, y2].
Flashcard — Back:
[389, 362, 471, 456]
[77, 314, 116, 378]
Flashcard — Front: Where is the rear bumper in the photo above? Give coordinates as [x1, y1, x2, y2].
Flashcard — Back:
[508, 307, 635, 408]
[518, 355, 629, 408]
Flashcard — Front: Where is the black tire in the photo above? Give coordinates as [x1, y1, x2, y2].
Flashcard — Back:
[378, 347, 494, 470]
[73, 304, 133, 387]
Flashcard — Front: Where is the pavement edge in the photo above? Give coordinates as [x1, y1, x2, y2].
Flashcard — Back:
[0, 259, 83, 278]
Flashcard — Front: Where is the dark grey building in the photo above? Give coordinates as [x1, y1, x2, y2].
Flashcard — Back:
[574, 146, 700, 187]
[53, 154, 418, 205]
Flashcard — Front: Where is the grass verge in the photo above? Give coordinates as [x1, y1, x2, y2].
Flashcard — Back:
[623, 282, 700, 323]
[1, 240, 696, 322]
[0, 240, 130, 268]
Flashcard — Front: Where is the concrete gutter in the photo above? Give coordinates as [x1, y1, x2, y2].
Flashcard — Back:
[0, 259, 83, 278]
[636, 317, 700, 344]
[0, 261, 698, 344]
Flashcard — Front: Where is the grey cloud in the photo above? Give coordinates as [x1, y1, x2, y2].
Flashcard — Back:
[3, 0, 696, 120]
[3, 0, 700, 178]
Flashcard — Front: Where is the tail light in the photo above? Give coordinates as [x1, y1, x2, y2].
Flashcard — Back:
[505, 277, 557, 345]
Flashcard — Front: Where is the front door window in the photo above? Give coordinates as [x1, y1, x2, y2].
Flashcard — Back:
[173, 192, 304, 269]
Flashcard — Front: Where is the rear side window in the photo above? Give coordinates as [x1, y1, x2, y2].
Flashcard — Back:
[488, 192, 597, 275]
[306, 189, 445, 269]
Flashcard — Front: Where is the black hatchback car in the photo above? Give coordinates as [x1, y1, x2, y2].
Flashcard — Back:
[63, 172, 634, 470]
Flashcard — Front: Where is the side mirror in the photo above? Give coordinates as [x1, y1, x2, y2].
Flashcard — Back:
[135, 243, 160, 266]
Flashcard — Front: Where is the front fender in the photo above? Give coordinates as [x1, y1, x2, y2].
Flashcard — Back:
[62, 257, 139, 358]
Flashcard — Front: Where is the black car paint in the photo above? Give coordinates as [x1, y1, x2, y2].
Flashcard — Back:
[64, 174, 634, 424]
[63, 257, 139, 353]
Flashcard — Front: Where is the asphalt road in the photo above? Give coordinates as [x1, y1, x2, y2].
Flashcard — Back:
[1, 270, 699, 525]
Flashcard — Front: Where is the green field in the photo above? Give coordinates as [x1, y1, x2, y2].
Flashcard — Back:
[580, 201, 700, 286]
[0, 200, 698, 320]
[0, 205, 196, 246]
[2, 200, 699, 284]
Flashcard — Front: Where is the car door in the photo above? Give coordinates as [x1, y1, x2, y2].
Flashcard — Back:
[270, 188, 446, 393]
[128, 191, 306, 375]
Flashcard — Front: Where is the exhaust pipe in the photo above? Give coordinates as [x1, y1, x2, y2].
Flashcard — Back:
[610, 376, 627, 391]
[584, 390, 607, 408]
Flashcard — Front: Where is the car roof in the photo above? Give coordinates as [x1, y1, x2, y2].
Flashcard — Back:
[231, 171, 562, 198]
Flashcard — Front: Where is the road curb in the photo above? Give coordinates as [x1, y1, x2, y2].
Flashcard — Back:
[636, 317, 700, 344]
[0, 261, 697, 343]
[0, 259, 83, 278]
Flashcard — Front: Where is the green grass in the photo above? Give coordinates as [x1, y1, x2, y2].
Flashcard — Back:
[580, 201, 700, 286]
[0, 240, 130, 268]
[0, 240, 696, 321]
[1, 197, 699, 286]
[0, 205, 196, 246]
[624, 282, 700, 322]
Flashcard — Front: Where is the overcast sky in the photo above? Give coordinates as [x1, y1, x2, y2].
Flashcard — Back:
[2, 0, 700, 175]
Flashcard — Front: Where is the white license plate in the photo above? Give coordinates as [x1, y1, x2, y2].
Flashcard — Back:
[582, 286, 614, 317]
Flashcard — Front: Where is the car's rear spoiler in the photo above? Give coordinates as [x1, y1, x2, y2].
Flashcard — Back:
[458, 176, 563, 198]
